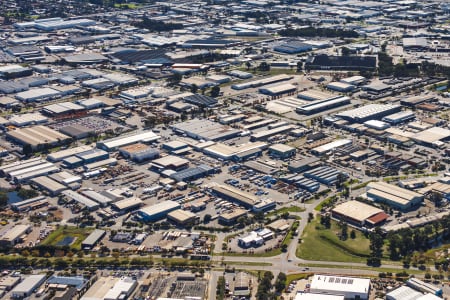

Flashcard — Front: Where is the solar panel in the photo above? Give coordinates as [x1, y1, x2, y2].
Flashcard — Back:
[342, 279, 347, 284]
[348, 279, 353, 284]
[329, 277, 334, 283]
[335, 278, 341, 283]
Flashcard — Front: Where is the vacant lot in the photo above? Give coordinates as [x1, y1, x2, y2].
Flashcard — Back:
[41, 226, 93, 250]
[296, 218, 370, 263]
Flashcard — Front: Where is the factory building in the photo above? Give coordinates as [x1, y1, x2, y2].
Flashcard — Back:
[304, 166, 347, 186]
[309, 275, 371, 300]
[31, 176, 67, 196]
[202, 142, 267, 161]
[81, 190, 114, 207]
[171, 119, 241, 141]
[210, 184, 275, 211]
[231, 74, 293, 90]
[0, 224, 32, 246]
[326, 82, 356, 93]
[97, 130, 160, 151]
[366, 182, 424, 211]
[406, 278, 443, 297]
[167, 209, 200, 226]
[336, 104, 402, 123]
[219, 209, 248, 226]
[274, 40, 313, 54]
[331, 200, 389, 227]
[62, 190, 99, 211]
[382, 111, 416, 125]
[296, 96, 351, 115]
[288, 157, 321, 173]
[81, 229, 106, 250]
[311, 139, 352, 156]
[11, 275, 46, 299]
[9, 113, 48, 127]
[150, 155, 190, 172]
[170, 164, 216, 182]
[119, 143, 160, 162]
[15, 87, 61, 102]
[7, 125, 70, 151]
[250, 125, 296, 141]
[386, 285, 441, 300]
[47, 145, 93, 162]
[10, 196, 48, 212]
[111, 197, 143, 213]
[259, 83, 297, 96]
[268, 144, 296, 159]
[81, 276, 137, 300]
[137, 200, 181, 222]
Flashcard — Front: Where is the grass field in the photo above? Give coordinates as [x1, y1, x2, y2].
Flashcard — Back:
[41, 226, 93, 250]
[266, 206, 305, 217]
[296, 218, 370, 263]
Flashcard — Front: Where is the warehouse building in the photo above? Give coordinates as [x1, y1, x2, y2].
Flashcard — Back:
[295, 293, 344, 300]
[0, 64, 32, 79]
[162, 140, 191, 154]
[97, 130, 160, 151]
[81, 190, 114, 207]
[331, 200, 389, 227]
[7, 161, 60, 184]
[304, 166, 347, 186]
[62, 190, 99, 211]
[268, 144, 296, 159]
[112, 198, 143, 213]
[297, 90, 334, 101]
[15, 87, 61, 102]
[171, 119, 241, 141]
[203, 142, 267, 161]
[219, 209, 248, 225]
[382, 111, 416, 125]
[412, 127, 450, 147]
[150, 155, 189, 171]
[231, 74, 293, 90]
[386, 285, 441, 300]
[309, 275, 371, 300]
[10, 196, 48, 212]
[406, 278, 442, 297]
[210, 184, 275, 211]
[274, 40, 313, 54]
[31, 176, 67, 196]
[42, 102, 85, 116]
[311, 139, 352, 156]
[6, 125, 70, 150]
[288, 157, 321, 173]
[119, 143, 160, 162]
[1, 157, 46, 176]
[250, 125, 296, 141]
[366, 182, 424, 211]
[336, 104, 402, 123]
[183, 94, 218, 108]
[137, 200, 181, 222]
[259, 83, 297, 96]
[0, 224, 32, 246]
[167, 209, 199, 226]
[81, 276, 137, 300]
[81, 229, 106, 250]
[306, 55, 376, 71]
[9, 113, 48, 127]
[326, 82, 356, 93]
[47, 146, 94, 162]
[11, 274, 46, 299]
[296, 96, 351, 115]
[228, 70, 253, 79]
[59, 124, 94, 139]
[170, 164, 215, 182]
[76, 149, 109, 164]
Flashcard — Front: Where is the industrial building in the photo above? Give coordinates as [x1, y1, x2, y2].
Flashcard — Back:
[288, 157, 321, 172]
[406, 278, 443, 297]
[219, 208, 248, 225]
[119, 143, 160, 162]
[62, 190, 99, 211]
[170, 164, 215, 182]
[0, 224, 32, 246]
[326, 82, 356, 93]
[167, 209, 199, 226]
[47, 145, 94, 162]
[111, 198, 143, 213]
[295, 293, 344, 300]
[150, 155, 190, 171]
[11, 274, 46, 299]
[137, 200, 181, 222]
[386, 285, 441, 300]
[412, 127, 450, 146]
[238, 229, 273, 248]
[31, 176, 67, 196]
[231, 74, 293, 90]
[7, 125, 70, 150]
[366, 182, 424, 211]
[296, 96, 351, 115]
[268, 144, 296, 159]
[203, 142, 267, 161]
[250, 125, 296, 141]
[274, 40, 313, 54]
[97, 130, 160, 151]
[15, 87, 61, 102]
[331, 200, 389, 227]
[81, 276, 137, 300]
[382, 111, 416, 125]
[81, 229, 106, 250]
[306, 54, 377, 71]
[171, 119, 241, 141]
[309, 275, 371, 300]
[336, 104, 402, 123]
[311, 139, 352, 156]
[9, 113, 48, 127]
[42, 102, 85, 116]
[10, 196, 48, 212]
[304, 166, 347, 186]
[210, 184, 275, 211]
[259, 83, 297, 96]
[81, 190, 114, 207]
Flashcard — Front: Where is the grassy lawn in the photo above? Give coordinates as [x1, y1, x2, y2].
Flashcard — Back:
[286, 273, 313, 285]
[266, 206, 305, 217]
[296, 218, 370, 263]
[41, 226, 93, 250]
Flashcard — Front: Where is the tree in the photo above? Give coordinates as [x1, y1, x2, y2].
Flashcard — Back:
[210, 85, 221, 97]
[340, 221, 348, 240]
[190, 84, 198, 94]
[22, 144, 32, 155]
[275, 272, 287, 293]
[341, 47, 351, 56]
[367, 228, 384, 266]
[350, 229, 356, 239]
[335, 173, 346, 189]
[245, 61, 251, 70]
[17, 188, 38, 200]
[203, 214, 212, 224]
[296, 61, 303, 72]
[281, 244, 288, 252]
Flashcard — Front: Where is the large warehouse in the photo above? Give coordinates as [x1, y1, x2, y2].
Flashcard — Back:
[81, 229, 106, 250]
[97, 130, 160, 151]
[331, 200, 389, 227]
[210, 184, 275, 211]
[7, 125, 70, 150]
[309, 275, 371, 300]
[137, 200, 181, 222]
[296, 96, 351, 115]
[171, 119, 241, 141]
[336, 104, 401, 123]
[366, 182, 424, 211]
[11, 275, 46, 299]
